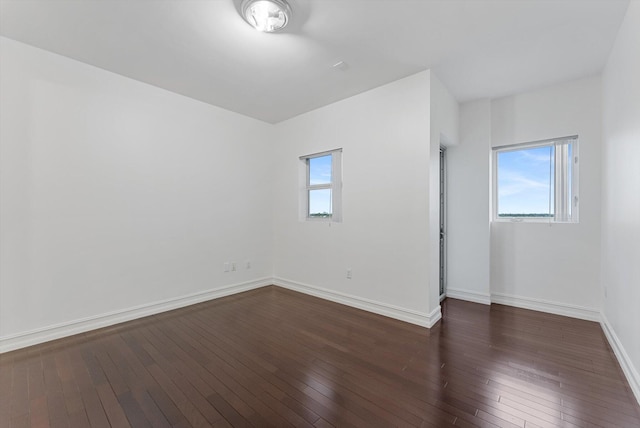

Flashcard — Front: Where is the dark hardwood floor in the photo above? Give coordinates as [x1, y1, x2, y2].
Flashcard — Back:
[1, 286, 639, 427]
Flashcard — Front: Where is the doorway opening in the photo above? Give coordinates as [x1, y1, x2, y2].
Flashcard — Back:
[439, 146, 447, 301]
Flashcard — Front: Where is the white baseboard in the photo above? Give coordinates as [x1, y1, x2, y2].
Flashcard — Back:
[600, 313, 640, 406]
[273, 277, 441, 328]
[5, 277, 635, 409]
[0, 278, 272, 354]
[446, 288, 491, 305]
[490, 292, 600, 322]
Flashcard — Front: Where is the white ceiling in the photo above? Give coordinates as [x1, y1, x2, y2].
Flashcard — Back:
[0, 0, 630, 123]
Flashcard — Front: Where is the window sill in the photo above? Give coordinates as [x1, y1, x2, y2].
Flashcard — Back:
[492, 218, 578, 224]
[306, 217, 333, 222]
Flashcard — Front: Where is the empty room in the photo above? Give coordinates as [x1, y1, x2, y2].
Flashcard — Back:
[1, 0, 639, 427]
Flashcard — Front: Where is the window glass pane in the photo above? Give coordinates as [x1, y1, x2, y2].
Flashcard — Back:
[309, 189, 332, 218]
[497, 146, 555, 217]
[309, 155, 332, 185]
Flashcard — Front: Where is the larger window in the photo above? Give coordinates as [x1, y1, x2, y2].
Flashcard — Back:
[300, 149, 342, 222]
[493, 136, 579, 222]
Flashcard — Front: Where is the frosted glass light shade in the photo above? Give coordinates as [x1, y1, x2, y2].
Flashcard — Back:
[241, 0, 291, 32]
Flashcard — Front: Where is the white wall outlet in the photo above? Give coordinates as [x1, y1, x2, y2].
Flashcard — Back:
[246, 260, 251, 269]
[231, 262, 237, 272]
[346, 268, 352, 279]
[224, 262, 229, 272]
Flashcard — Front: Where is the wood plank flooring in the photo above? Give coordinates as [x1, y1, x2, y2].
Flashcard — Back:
[1, 286, 639, 427]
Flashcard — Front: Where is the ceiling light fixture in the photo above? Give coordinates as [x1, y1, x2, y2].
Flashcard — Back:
[241, 0, 291, 33]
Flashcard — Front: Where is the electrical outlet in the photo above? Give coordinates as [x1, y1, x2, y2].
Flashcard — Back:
[231, 262, 237, 272]
[224, 262, 230, 272]
[246, 260, 251, 269]
[346, 268, 352, 279]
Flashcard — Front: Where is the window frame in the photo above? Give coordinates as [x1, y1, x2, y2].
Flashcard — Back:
[492, 136, 579, 223]
[299, 148, 343, 222]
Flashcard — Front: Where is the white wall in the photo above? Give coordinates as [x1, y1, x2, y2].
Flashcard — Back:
[0, 38, 457, 349]
[0, 37, 274, 350]
[2, 27, 622, 364]
[446, 100, 492, 304]
[272, 71, 438, 326]
[447, 77, 602, 315]
[601, 1, 640, 401]
[490, 77, 602, 319]
[430, 74, 459, 148]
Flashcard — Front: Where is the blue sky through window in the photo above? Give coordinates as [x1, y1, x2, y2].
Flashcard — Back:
[309, 155, 332, 216]
[309, 189, 332, 216]
[309, 155, 332, 185]
[497, 146, 555, 216]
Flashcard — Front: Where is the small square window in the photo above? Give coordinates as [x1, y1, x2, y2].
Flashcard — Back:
[300, 149, 342, 222]
[493, 137, 578, 223]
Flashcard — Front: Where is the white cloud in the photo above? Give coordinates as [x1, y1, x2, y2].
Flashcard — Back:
[499, 170, 549, 197]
